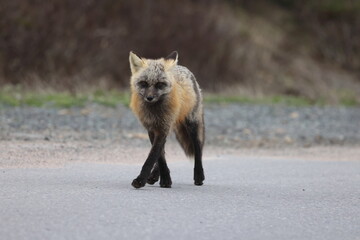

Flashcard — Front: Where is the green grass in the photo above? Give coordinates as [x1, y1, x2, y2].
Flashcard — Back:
[0, 87, 130, 108]
[0, 86, 358, 108]
[204, 94, 325, 107]
[91, 90, 130, 107]
[339, 91, 358, 107]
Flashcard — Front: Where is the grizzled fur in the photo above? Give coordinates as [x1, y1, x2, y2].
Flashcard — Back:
[129, 51, 205, 189]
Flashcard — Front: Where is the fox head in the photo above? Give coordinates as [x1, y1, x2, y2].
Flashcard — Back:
[129, 51, 178, 103]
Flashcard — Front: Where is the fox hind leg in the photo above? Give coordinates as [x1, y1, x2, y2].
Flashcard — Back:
[188, 120, 205, 186]
[176, 119, 205, 185]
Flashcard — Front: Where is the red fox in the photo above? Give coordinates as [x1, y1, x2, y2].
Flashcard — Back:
[129, 51, 205, 188]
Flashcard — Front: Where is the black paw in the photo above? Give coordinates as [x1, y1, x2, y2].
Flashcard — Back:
[160, 175, 172, 188]
[131, 178, 146, 189]
[194, 171, 205, 186]
[194, 180, 204, 186]
[147, 175, 159, 185]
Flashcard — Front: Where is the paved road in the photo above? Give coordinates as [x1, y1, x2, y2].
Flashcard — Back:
[1, 157, 359, 240]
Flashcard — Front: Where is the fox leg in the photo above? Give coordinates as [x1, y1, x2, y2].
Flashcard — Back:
[158, 149, 172, 188]
[147, 162, 160, 185]
[187, 120, 205, 186]
[147, 153, 172, 188]
[193, 142, 205, 186]
[146, 131, 172, 187]
[147, 132, 160, 184]
[131, 131, 169, 188]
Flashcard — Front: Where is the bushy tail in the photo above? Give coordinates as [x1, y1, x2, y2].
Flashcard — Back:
[175, 117, 204, 157]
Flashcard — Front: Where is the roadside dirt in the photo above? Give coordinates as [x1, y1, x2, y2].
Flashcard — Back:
[1, 140, 358, 168]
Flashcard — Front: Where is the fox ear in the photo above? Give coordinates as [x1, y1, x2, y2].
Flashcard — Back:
[164, 51, 178, 68]
[165, 51, 178, 62]
[129, 51, 145, 74]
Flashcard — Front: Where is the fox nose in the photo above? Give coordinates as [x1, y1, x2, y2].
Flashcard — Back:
[146, 96, 154, 102]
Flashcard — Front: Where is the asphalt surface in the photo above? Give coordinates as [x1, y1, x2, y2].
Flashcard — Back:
[1, 157, 359, 240]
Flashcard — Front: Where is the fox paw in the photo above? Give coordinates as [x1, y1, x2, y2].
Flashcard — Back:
[147, 170, 159, 185]
[160, 175, 172, 188]
[131, 178, 146, 189]
[147, 175, 159, 185]
[194, 172, 205, 186]
[194, 179, 204, 186]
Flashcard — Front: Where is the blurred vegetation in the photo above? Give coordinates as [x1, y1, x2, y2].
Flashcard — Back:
[0, 85, 130, 108]
[0, 85, 336, 108]
[0, 0, 359, 105]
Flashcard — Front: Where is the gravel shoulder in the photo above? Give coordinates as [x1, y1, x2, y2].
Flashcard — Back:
[0, 103, 359, 167]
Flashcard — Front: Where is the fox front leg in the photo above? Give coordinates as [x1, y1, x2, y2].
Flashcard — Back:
[132, 133, 167, 189]
[146, 131, 160, 185]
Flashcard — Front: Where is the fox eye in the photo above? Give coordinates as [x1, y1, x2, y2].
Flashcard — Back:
[155, 82, 167, 89]
[138, 81, 148, 88]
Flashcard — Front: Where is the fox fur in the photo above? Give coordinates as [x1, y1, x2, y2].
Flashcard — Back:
[129, 51, 205, 188]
